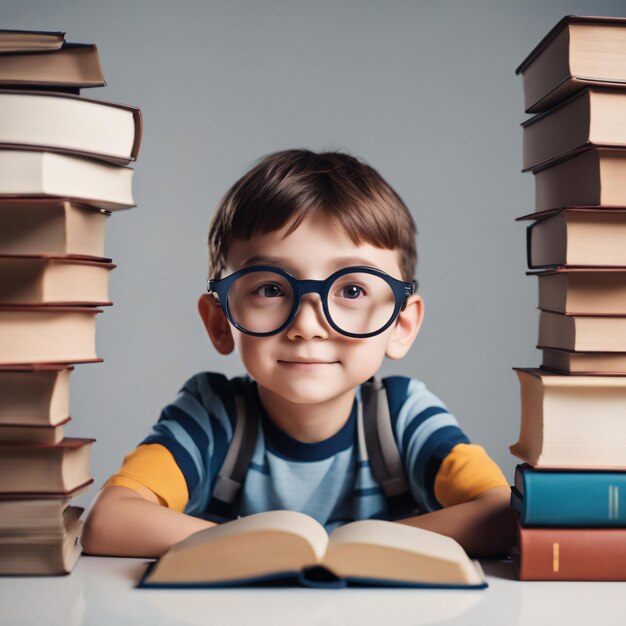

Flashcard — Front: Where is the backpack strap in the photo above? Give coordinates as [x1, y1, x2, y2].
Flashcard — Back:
[360, 377, 422, 519]
[205, 380, 258, 521]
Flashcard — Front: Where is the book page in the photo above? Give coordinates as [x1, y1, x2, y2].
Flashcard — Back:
[145, 510, 329, 585]
[323, 520, 484, 585]
[172, 510, 328, 559]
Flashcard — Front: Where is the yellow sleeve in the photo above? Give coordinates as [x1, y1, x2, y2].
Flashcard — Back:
[434, 443, 509, 507]
[105, 443, 189, 512]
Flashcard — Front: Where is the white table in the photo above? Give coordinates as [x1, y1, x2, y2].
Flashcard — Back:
[1, 557, 625, 626]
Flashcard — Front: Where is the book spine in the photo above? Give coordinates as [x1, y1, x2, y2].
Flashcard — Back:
[518, 527, 626, 580]
[522, 473, 626, 526]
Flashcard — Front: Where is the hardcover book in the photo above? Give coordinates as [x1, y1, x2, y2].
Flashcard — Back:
[516, 15, 626, 113]
[0, 306, 102, 364]
[531, 268, 626, 315]
[0, 256, 114, 306]
[511, 464, 626, 526]
[0, 416, 70, 445]
[510, 368, 626, 468]
[0, 90, 142, 164]
[0, 149, 135, 211]
[139, 510, 487, 589]
[0, 505, 83, 575]
[533, 148, 626, 213]
[513, 523, 626, 580]
[0, 30, 65, 53]
[0, 482, 90, 535]
[0, 438, 94, 494]
[538, 310, 626, 352]
[522, 88, 626, 171]
[0, 365, 71, 427]
[541, 348, 626, 374]
[522, 208, 626, 268]
[0, 199, 109, 259]
[0, 43, 104, 88]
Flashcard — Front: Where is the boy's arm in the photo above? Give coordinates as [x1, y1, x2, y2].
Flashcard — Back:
[398, 437, 515, 557]
[83, 372, 231, 557]
[395, 485, 515, 558]
[81, 485, 216, 558]
[385, 377, 514, 557]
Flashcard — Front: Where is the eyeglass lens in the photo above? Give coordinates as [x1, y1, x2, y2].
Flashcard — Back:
[226, 270, 396, 335]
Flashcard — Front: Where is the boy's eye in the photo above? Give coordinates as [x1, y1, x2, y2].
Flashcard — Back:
[253, 283, 284, 298]
[337, 284, 365, 299]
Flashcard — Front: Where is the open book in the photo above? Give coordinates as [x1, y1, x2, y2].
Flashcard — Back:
[139, 510, 486, 589]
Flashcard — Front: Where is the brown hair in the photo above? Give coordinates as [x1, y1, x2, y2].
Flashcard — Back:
[208, 149, 417, 282]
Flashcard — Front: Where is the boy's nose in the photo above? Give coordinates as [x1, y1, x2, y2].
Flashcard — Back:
[286, 293, 330, 340]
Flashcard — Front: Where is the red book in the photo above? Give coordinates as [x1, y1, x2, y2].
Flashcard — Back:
[513, 524, 626, 580]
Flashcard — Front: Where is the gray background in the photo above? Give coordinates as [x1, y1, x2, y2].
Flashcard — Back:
[5, 0, 626, 510]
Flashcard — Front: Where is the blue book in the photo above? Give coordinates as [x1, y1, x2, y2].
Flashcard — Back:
[512, 464, 626, 527]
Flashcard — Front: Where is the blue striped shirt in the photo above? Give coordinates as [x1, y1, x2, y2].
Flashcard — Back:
[141, 372, 470, 532]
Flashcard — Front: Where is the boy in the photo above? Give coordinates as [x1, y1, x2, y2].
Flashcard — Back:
[82, 149, 513, 558]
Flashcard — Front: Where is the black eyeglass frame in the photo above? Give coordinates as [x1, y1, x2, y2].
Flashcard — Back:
[207, 265, 417, 339]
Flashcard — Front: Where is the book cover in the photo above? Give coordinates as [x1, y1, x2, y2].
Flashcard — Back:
[513, 523, 626, 580]
[512, 464, 626, 526]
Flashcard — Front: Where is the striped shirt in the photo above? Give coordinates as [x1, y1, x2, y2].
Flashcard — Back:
[107, 372, 507, 532]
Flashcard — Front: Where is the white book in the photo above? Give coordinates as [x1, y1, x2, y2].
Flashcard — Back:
[0, 149, 135, 211]
[0, 90, 141, 164]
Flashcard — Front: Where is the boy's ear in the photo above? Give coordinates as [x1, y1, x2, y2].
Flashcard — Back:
[197, 294, 235, 355]
[385, 294, 424, 360]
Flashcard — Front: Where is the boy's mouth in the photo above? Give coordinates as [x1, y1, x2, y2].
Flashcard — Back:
[278, 360, 339, 369]
[278, 359, 339, 365]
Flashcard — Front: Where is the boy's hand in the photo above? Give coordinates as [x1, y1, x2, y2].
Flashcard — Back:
[82, 485, 216, 558]
[396, 486, 515, 558]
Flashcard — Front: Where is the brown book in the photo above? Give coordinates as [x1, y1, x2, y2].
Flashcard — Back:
[0, 90, 142, 165]
[522, 88, 626, 171]
[538, 310, 626, 352]
[533, 148, 626, 213]
[0, 256, 114, 306]
[0, 30, 65, 53]
[523, 208, 626, 268]
[0, 416, 69, 445]
[0, 438, 94, 494]
[0, 365, 71, 427]
[513, 524, 626, 581]
[541, 348, 626, 374]
[510, 368, 626, 468]
[0, 149, 134, 211]
[0, 505, 83, 575]
[0, 481, 90, 535]
[0, 199, 109, 259]
[531, 268, 626, 314]
[0, 43, 105, 88]
[0, 306, 102, 365]
[516, 15, 626, 113]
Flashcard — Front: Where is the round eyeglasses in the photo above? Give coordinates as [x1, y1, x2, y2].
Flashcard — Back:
[207, 265, 417, 338]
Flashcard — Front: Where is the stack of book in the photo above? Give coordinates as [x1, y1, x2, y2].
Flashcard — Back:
[510, 15, 626, 581]
[0, 30, 142, 575]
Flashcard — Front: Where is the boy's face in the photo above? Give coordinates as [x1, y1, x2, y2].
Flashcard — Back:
[200, 211, 423, 407]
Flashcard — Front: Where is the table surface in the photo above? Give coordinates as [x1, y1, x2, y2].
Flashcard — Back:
[1, 556, 626, 626]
